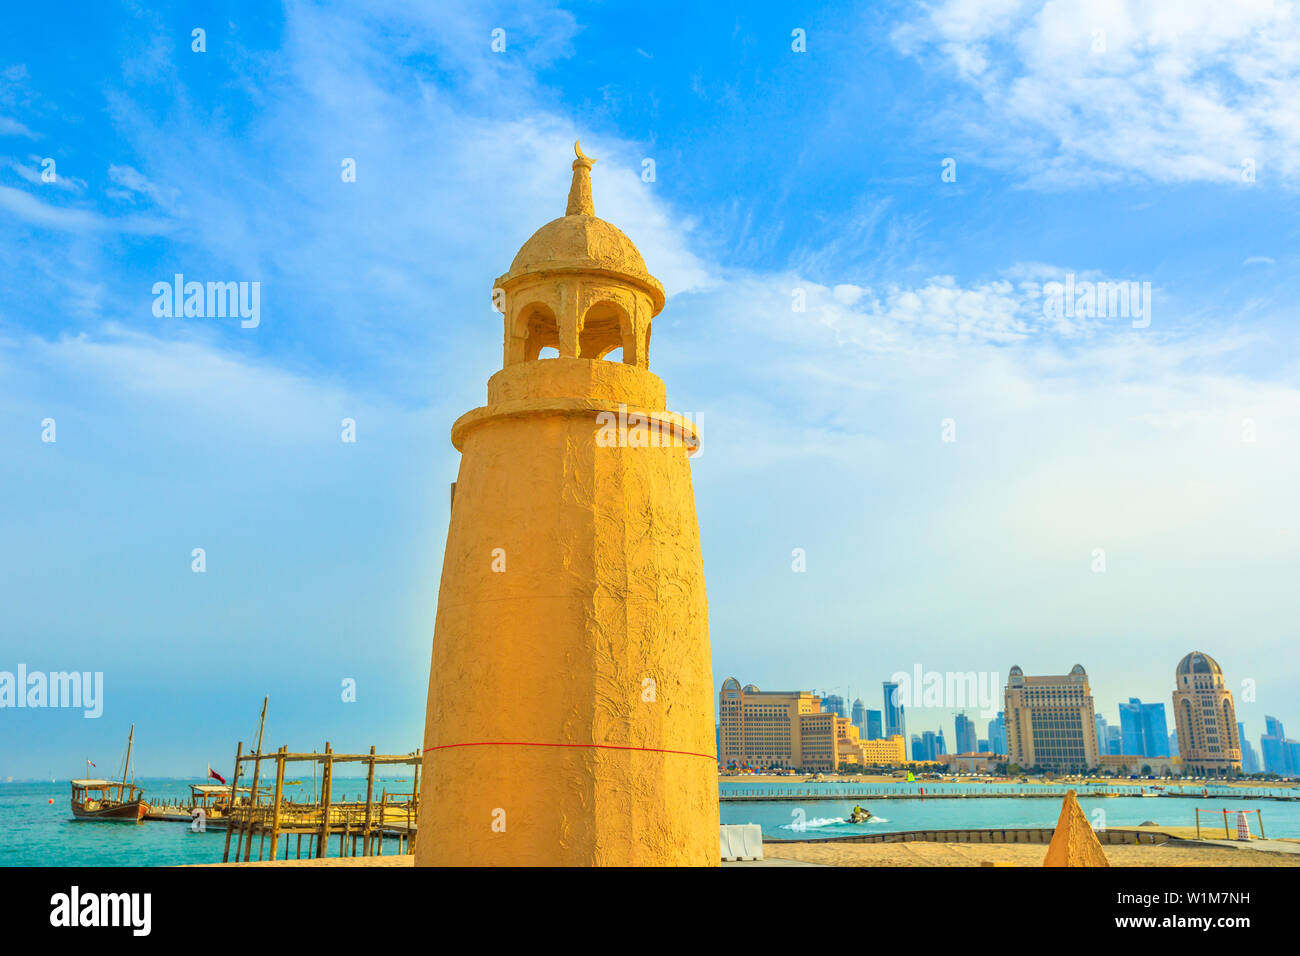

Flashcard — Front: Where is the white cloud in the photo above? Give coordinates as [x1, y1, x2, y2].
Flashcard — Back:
[106, 163, 177, 210]
[709, 266, 1161, 359]
[0, 184, 171, 234]
[2, 155, 87, 192]
[832, 283, 865, 305]
[0, 325, 452, 467]
[0, 116, 36, 138]
[895, 0, 1300, 185]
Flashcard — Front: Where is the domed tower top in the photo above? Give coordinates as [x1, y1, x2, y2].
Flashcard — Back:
[494, 142, 665, 370]
[1176, 651, 1225, 687]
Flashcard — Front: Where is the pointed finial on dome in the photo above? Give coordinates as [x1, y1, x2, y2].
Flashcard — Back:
[566, 140, 597, 216]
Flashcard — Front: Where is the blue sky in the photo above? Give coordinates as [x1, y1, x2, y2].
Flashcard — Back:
[2, 0, 1299, 777]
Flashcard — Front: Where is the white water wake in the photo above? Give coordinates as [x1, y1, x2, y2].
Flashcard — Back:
[778, 815, 888, 830]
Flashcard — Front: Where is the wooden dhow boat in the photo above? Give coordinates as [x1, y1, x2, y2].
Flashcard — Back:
[145, 783, 260, 827]
[71, 725, 148, 822]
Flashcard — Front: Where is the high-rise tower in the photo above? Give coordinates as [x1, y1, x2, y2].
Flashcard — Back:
[417, 143, 718, 865]
[883, 681, 906, 743]
[1172, 651, 1241, 776]
[1004, 665, 1100, 772]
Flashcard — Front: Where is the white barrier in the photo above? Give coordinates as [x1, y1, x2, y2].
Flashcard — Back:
[720, 823, 764, 861]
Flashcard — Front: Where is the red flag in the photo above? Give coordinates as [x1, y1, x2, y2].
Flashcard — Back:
[208, 765, 227, 785]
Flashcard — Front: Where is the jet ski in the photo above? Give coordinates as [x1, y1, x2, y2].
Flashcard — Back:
[848, 805, 871, 824]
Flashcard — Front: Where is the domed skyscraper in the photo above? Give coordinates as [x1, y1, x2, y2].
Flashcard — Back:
[416, 143, 717, 866]
[1172, 652, 1241, 776]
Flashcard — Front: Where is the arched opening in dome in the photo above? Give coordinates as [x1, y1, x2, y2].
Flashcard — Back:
[537, 346, 559, 359]
[579, 301, 633, 363]
[516, 302, 560, 361]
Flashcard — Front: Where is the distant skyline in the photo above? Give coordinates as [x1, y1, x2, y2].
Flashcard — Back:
[3, 1, 1299, 776]
[744, 649, 1291, 752]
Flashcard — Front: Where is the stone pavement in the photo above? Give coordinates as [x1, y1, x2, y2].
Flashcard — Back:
[1179, 837, 1300, 855]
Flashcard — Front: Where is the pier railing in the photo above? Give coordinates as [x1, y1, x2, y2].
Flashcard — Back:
[226, 797, 417, 831]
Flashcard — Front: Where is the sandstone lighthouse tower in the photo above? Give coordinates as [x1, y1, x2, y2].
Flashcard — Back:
[416, 143, 718, 866]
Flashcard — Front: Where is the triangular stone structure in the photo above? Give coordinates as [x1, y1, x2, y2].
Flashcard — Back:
[1043, 790, 1110, 867]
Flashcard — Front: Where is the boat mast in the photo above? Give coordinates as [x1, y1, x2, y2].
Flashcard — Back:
[254, 696, 267, 758]
[123, 724, 134, 790]
[246, 696, 268, 815]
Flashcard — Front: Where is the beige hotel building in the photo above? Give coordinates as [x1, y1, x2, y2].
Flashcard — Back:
[1172, 651, 1241, 775]
[719, 678, 906, 771]
[1004, 664, 1100, 772]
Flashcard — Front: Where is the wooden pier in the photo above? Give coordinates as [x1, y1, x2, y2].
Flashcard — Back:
[221, 742, 421, 863]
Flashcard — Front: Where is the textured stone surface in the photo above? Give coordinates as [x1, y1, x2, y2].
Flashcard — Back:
[509, 215, 651, 285]
[485, 357, 666, 409]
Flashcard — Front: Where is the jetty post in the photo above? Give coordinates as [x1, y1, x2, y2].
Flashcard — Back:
[363, 745, 376, 856]
[316, 742, 333, 858]
[241, 696, 269, 862]
[221, 742, 421, 862]
[268, 745, 287, 860]
[222, 741, 243, 863]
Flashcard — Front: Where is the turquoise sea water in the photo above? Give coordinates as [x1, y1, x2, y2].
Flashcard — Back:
[3, 778, 1298, 864]
[0, 778, 416, 867]
[719, 781, 1300, 840]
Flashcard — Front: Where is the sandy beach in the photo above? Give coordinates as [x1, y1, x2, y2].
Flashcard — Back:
[771, 840, 1300, 866]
